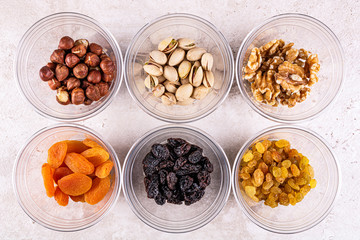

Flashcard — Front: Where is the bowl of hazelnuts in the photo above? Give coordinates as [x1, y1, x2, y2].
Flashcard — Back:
[15, 12, 123, 121]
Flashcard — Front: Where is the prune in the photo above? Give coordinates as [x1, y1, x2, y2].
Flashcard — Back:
[188, 150, 203, 164]
[159, 160, 174, 169]
[151, 144, 170, 160]
[176, 164, 201, 176]
[167, 172, 178, 190]
[173, 157, 187, 171]
[155, 194, 166, 205]
[202, 157, 214, 173]
[174, 143, 191, 157]
[179, 176, 193, 191]
[197, 171, 211, 189]
[167, 138, 187, 147]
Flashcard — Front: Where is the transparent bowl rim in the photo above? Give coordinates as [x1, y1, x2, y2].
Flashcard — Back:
[235, 13, 345, 123]
[14, 12, 124, 122]
[231, 124, 342, 234]
[122, 124, 232, 233]
[12, 123, 122, 232]
[124, 13, 234, 123]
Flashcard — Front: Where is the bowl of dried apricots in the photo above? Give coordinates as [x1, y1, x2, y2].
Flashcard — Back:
[12, 123, 121, 231]
[232, 125, 340, 234]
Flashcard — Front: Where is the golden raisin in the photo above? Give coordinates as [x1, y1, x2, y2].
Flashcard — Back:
[290, 164, 300, 177]
[253, 169, 264, 187]
[255, 142, 266, 154]
[263, 151, 273, 165]
[275, 139, 290, 148]
[281, 166, 288, 178]
[310, 179, 317, 188]
[299, 156, 309, 170]
[243, 150, 254, 162]
[258, 162, 269, 174]
[272, 166, 282, 178]
[281, 160, 291, 168]
[271, 151, 282, 162]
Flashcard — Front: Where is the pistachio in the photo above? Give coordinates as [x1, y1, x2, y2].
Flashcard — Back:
[163, 66, 179, 82]
[203, 71, 215, 88]
[180, 77, 190, 85]
[168, 48, 185, 66]
[143, 61, 163, 76]
[158, 37, 178, 54]
[178, 38, 196, 50]
[192, 85, 209, 100]
[201, 53, 214, 71]
[164, 80, 178, 93]
[144, 75, 159, 89]
[157, 75, 166, 84]
[177, 98, 195, 106]
[175, 83, 193, 101]
[186, 47, 206, 61]
[152, 84, 165, 98]
[178, 60, 191, 79]
[150, 50, 167, 65]
[189, 61, 204, 87]
[161, 92, 177, 105]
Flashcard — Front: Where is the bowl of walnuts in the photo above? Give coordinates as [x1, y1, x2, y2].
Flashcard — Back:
[15, 12, 123, 121]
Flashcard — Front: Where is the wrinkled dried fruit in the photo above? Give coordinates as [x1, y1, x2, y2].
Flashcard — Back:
[81, 147, 109, 167]
[95, 160, 114, 178]
[54, 186, 69, 206]
[47, 141, 67, 168]
[70, 194, 85, 202]
[64, 152, 94, 175]
[83, 138, 102, 148]
[64, 140, 89, 153]
[84, 177, 111, 205]
[53, 167, 73, 184]
[41, 163, 55, 198]
[58, 173, 92, 196]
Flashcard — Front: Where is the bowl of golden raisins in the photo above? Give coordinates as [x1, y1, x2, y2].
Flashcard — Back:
[232, 125, 340, 233]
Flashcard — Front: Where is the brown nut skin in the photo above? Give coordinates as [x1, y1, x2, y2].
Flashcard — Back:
[73, 63, 88, 79]
[96, 82, 110, 97]
[71, 87, 85, 105]
[84, 98, 93, 105]
[86, 84, 101, 101]
[48, 78, 61, 90]
[39, 66, 55, 81]
[87, 70, 101, 84]
[101, 72, 114, 82]
[71, 44, 87, 58]
[81, 80, 92, 89]
[56, 87, 70, 105]
[50, 49, 65, 64]
[58, 36, 75, 50]
[46, 62, 56, 71]
[66, 77, 81, 90]
[55, 64, 69, 81]
[100, 59, 115, 75]
[65, 53, 80, 68]
[84, 53, 100, 67]
[100, 54, 111, 61]
[89, 43, 103, 55]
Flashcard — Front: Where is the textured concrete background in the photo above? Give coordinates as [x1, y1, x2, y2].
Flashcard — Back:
[1, 0, 359, 239]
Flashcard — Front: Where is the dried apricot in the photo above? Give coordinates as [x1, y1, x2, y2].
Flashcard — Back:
[47, 141, 67, 168]
[95, 160, 114, 178]
[64, 140, 89, 153]
[41, 163, 55, 197]
[58, 173, 92, 196]
[83, 138, 102, 148]
[53, 167, 73, 184]
[70, 194, 85, 203]
[54, 186, 69, 206]
[84, 177, 111, 205]
[64, 152, 94, 175]
[81, 147, 109, 167]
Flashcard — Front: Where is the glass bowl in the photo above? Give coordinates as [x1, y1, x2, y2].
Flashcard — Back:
[122, 125, 231, 233]
[236, 13, 344, 122]
[232, 125, 340, 234]
[12, 124, 121, 232]
[124, 13, 234, 123]
[15, 12, 123, 121]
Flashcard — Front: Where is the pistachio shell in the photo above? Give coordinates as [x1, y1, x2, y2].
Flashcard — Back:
[201, 53, 214, 71]
[186, 47, 206, 61]
[178, 38, 196, 50]
[168, 48, 185, 66]
[143, 61, 163, 76]
[177, 98, 195, 106]
[192, 85, 209, 100]
[150, 50, 167, 65]
[152, 84, 165, 98]
[157, 75, 166, 84]
[189, 61, 204, 87]
[144, 75, 159, 89]
[203, 71, 214, 88]
[175, 83, 193, 101]
[161, 92, 177, 105]
[180, 77, 190, 85]
[163, 66, 179, 82]
[164, 80, 178, 93]
[158, 37, 178, 54]
[178, 60, 191, 79]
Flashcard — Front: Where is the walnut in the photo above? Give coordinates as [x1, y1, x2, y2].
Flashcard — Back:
[305, 54, 320, 86]
[244, 48, 262, 80]
[285, 48, 299, 63]
[251, 70, 280, 106]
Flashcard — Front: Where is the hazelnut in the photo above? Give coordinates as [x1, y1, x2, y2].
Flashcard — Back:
[71, 44, 87, 58]
[50, 49, 65, 64]
[73, 63, 88, 79]
[65, 53, 80, 68]
[81, 80, 92, 89]
[102, 72, 114, 82]
[46, 62, 56, 71]
[71, 87, 85, 105]
[55, 64, 69, 81]
[84, 53, 100, 67]
[39, 66, 54, 81]
[100, 54, 111, 61]
[48, 78, 61, 90]
[56, 87, 70, 105]
[89, 43, 103, 55]
[62, 78, 69, 86]
[74, 39, 89, 49]
[100, 58, 115, 75]
[87, 70, 101, 84]
[66, 77, 81, 90]
[84, 98, 93, 105]
[96, 82, 110, 96]
[58, 36, 75, 50]
[86, 84, 101, 101]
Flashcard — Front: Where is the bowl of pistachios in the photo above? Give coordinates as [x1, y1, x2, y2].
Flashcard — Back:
[124, 13, 234, 123]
